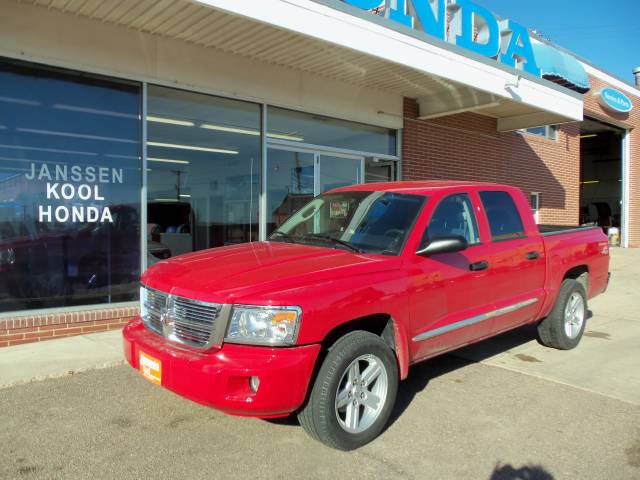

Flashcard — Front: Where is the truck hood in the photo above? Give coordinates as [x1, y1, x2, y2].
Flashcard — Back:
[142, 241, 401, 303]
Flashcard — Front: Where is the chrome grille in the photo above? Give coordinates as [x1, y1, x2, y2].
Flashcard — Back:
[140, 286, 222, 349]
[141, 287, 167, 335]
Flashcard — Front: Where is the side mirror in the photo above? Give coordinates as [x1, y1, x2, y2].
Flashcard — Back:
[416, 236, 468, 257]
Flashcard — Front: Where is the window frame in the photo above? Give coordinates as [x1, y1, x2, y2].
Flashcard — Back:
[530, 192, 541, 224]
[479, 190, 527, 243]
[518, 125, 558, 141]
[420, 192, 481, 249]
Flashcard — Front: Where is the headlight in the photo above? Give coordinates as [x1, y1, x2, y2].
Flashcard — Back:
[226, 305, 301, 346]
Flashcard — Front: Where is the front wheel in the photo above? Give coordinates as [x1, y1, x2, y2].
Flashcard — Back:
[298, 331, 398, 450]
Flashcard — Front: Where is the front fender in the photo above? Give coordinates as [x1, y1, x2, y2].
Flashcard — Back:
[392, 317, 411, 380]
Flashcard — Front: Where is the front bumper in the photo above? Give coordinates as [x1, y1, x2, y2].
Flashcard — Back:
[123, 317, 321, 417]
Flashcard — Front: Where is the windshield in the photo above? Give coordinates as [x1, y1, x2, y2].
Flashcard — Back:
[270, 191, 426, 255]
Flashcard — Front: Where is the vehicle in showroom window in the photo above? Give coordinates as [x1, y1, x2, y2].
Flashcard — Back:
[123, 181, 610, 450]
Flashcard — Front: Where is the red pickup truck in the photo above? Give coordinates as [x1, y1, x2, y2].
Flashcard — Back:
[123, 181, 610, 450]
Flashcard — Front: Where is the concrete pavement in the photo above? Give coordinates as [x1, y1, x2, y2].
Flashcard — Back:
[1, 355, 639, 480]
[455, 247, 640, 405]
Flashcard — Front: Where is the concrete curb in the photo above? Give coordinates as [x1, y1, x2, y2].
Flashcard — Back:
[0, 329, 125, 389]
[0, 360, 127, 390]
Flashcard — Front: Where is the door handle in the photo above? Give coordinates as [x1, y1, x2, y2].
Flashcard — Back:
[526, 251, 540, 260]
[469, 260, 489, 271]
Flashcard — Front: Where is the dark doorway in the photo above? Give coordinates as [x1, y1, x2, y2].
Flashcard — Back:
[579, 118, 625, 245]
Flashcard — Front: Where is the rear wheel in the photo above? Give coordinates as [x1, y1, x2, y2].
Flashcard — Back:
[537, 279, 587, 350]
[298, 331, 398, 450]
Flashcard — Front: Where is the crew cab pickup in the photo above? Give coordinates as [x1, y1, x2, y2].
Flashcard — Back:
[123, 181, 610, 450]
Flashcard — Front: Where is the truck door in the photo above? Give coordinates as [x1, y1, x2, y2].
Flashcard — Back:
[476, 190, 546, 334]
[409, 192, 497, 361]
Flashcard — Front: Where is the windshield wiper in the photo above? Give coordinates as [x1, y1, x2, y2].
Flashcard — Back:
[304, 234, 363, 253]
[269, 231, 298, 243]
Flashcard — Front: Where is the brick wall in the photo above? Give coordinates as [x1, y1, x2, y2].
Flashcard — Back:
[582, 75, 640, 247]
[402, 98, 581, 225]
[0, 306, 138, 347]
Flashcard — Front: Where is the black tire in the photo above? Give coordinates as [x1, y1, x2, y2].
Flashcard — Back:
[298, 331, 398, 451]
[537, 279, 588, 350]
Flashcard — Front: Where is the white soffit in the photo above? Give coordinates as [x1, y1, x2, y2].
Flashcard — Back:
[18, 0, 584, 129]
[195, 0, 583, 128]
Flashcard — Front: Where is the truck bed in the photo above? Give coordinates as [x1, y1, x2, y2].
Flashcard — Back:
[538, 224, 601, 237]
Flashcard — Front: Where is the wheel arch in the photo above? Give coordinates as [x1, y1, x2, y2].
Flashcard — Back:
[563, 265, 590, 293]
[320, 314, 410, 381]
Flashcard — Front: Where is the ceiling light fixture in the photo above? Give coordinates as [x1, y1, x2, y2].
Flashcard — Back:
[0, 143, 97, 156]
[579, 134, 598, 139]
[267, 132, 305, 142]
[105, 154, 140, 160]
[0, 96, 41, 106]
[201, 124, 259, 136]
[147, 116, 195, 127]
[147, 141, 238, 155]
[55, 104, 138, 119]
[580, 180, 600, 184]
[16, 127, 137, 144]
[200, 123, 304, 142]
[147, 157, 190, 165]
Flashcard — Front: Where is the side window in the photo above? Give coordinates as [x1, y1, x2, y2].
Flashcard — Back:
[479, 191, 525, 241]
[422, 193, 480, 246]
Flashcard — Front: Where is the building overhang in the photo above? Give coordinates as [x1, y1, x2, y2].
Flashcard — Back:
[14, 0, 584, 131]
[193, 0, 584, 130]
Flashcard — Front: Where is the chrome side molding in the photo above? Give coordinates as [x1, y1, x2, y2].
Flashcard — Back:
[412, 298, 539, 342]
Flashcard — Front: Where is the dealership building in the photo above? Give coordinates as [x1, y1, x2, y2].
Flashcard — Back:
[0, 0, 638, 346]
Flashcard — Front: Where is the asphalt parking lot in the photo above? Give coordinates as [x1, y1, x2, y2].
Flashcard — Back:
[1, 248, 639, 480]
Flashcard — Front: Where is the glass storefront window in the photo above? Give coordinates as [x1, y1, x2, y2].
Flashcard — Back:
[319, 155, 362, 193]
[146, 86, 260, 262]
[0, 60, 398, 315]
[267, 107, 397, 156]
[365, 158, 396, 183]
[0, 60, 141, 313]
[266, 149, 365, 235]
[266, 149, 315, 235]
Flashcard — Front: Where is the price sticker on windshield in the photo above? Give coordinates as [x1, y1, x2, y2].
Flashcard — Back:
[330, 201, 349, 219]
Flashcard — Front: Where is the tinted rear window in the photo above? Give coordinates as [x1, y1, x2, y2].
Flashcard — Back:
[479, 191, 525, 241]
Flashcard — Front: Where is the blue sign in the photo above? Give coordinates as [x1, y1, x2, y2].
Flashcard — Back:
[597, 88, 633, 113]
[343, 0, 540, 76]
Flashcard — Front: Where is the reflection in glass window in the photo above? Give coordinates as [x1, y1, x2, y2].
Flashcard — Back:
[0, 60, 141, 313]
[268, 107, 396, 156]
[146, 86, 260, 260]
